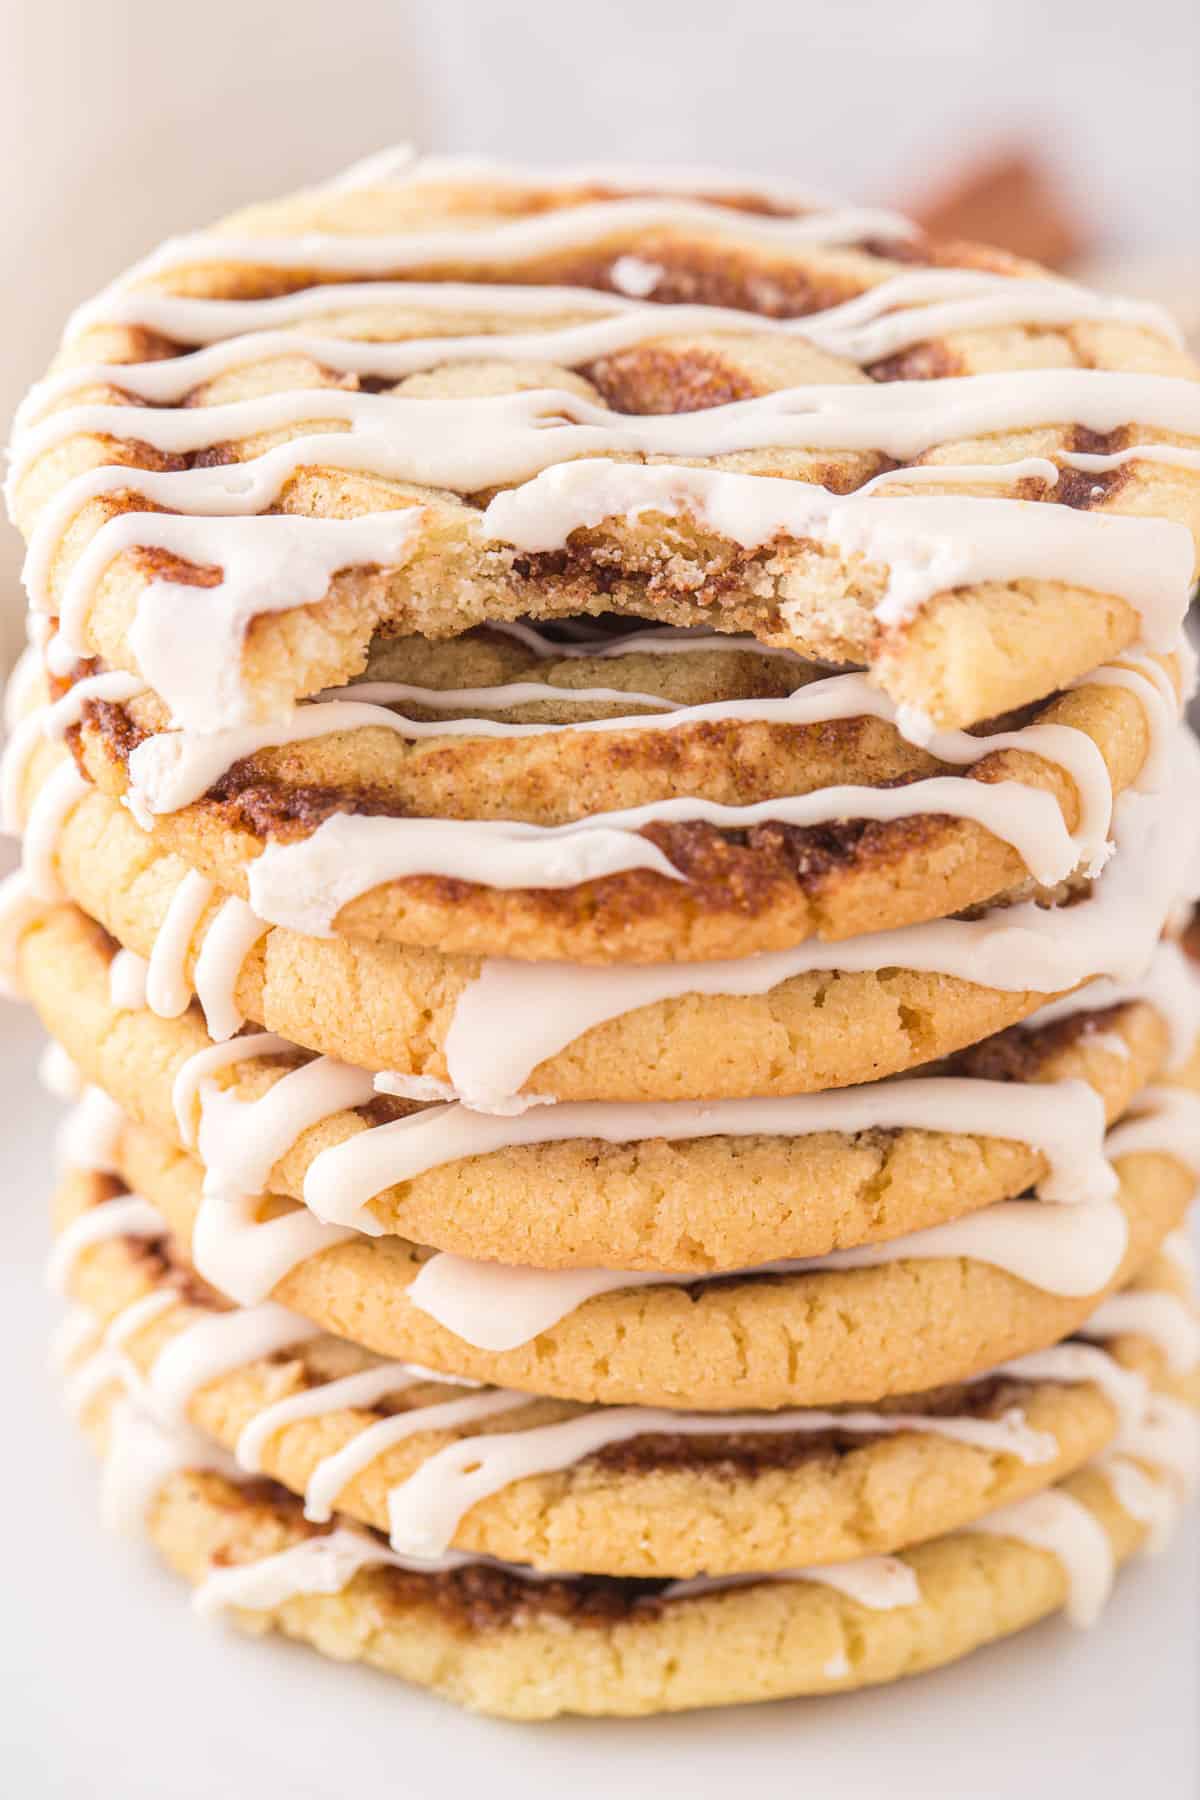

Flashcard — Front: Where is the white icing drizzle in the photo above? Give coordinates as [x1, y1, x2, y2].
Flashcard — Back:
[440, 749, 1198, 1106]
[484, 460, 1193, 639]
[382, 1348, 1129, 1559]
[234, 1362, 455, 1472]
[1069, 654, 1178, 793]
[38, 1040, 81, 1100]
[83, 1306, 1116, 1562]
[20, 759, 88, 900]
[144, 871, 213, 1018]
[487, 621, 803, 663]
[245, 770, 1090, 936]
[991, 1344, 1148, 1434]
[39, 271, 1178, 422]
[62, 1289, 181, 1418]
[1063, 444, 1200, 476]
[0, 871, 46, 1001]
[46, 1193, 165, 1293]
[0, 707, 49, 835]
[14, 381, 1106, 508]
[192, 896, 268, 1042]
[22, 454, 1188, 754]
[171, 1033, 292, 1146]
[54, 510, 422, 731]
[1023, 937, 1200, 1073]
[12, 236, 1192, 745]
[3, 642, 42, 732]
[1096, 1455, 1183, 1554]
[1159, 1230, 1198, 1282]
[1, 671, 144, 838]
[963, 1488, 1115, 1627]
[745, 1191, 1132, 1294]
[192, 1525, 419, 1617]
[109, 948, 150, 1012]
[191, 1188, 355, 1307]
[101, 1397, 239, 1535]
[662, 1557, 921, 1610]
[1080, 1291, 1200, 1376]
[196, 1055, 377, 1198]
[303, 1074, 1112, 1239]
[146, 1303, 321, 1425]
[375, 1071, 464, 1106]
[1104, 1086, 1200, 1176]
[403, 1188, 1131, 1352]
[610, 255, 664, 298]
[57, 1085, 125, 1174]
[1113, 1393, 1200, 1494]
[116, 196, 920, 288]
[42, 668, 148, 737]
[190, 1522, 924, 1616]
[105, 1287, 182, 1351]
[123, 654, 1119, 919]
[19, 372, 1200, 513]
[303, 1389, 531, 1525]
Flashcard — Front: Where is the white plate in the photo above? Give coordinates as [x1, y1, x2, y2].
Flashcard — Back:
[0, 997, 1194, 1799]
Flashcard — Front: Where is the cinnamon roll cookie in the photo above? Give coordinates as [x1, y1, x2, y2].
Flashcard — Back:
[11, 162, 1200, 737]
[73, 1452, 1195, 1718]
[10, 893, 1184, 1264]
[6, 729, 1199, 1103]
[53, 1162, 1199, 1580]
[46, 1058, 1200, 1409]
[7, 158, 1200, 964]
[36, 632, 1185, 963]
[5, 149, 1200, 1724]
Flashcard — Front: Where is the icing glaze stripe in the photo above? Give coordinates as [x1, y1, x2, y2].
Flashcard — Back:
[46, 1194, 165, 1293]
[962, 1488, 1114, 1626]
[44, 270, 1180, 415]
[190, 1188, 356, 1308]
[381, 1344, 1136, 1558]
[243, 772, 1088, 936]
[439, 747, 1198, 1106]
[302, 1074, 1114, 1237]
[192, 898, 269, 1042]
[1079, 1291, 1199, 1376]
[403, 1188, 1133, 1352]
[117, 195, 923, 286]
[147, 1304, 322, 1425]
[17, 370, 1200, 506]
[145, 872, 213, 1020]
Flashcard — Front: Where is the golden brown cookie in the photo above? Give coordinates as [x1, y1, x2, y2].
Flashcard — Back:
[69, 1407, 1181, 1719]
[13, 166, 1200, 740]
[85, 1106, 1195, 1409]
[17, 775, 1080, 1098]
[53, 636, 1173, 962]
[17, 895, 1172, 1271]
[57, 1162, 1195, 1577]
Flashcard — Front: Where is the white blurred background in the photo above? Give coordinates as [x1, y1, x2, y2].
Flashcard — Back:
[2, 0, 1198, 657]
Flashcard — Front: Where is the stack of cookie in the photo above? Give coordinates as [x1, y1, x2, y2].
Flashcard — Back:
[3, 153, 1200, 1720]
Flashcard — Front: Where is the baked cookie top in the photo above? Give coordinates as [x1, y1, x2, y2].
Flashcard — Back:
[44, 633, 1183, 963]
[56, 1162, 1198, 1579]
[10, 156, 1200, 735]
[70, 1416, 1182, 1720]
[17, 894, 1185, 1272]
[9, 722, 1200, 1084]
[43, 1031, 1198, 1409]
